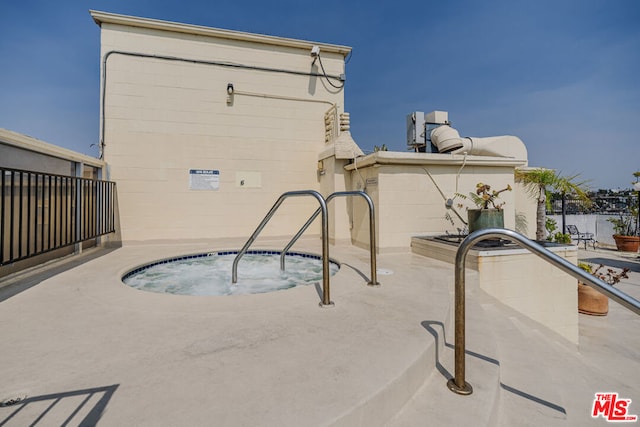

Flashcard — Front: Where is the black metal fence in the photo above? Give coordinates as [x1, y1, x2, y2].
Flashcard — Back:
[1, 167, 116, 266]
[547, 194, 596, 215]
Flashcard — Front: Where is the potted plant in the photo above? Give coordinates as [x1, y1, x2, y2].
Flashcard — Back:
[545, 218, 571, 244]
[465, 182, 512, 233]
[608, 210, 639, 252]
[577, 262, 630, 315]
[608, 172, 640, 252]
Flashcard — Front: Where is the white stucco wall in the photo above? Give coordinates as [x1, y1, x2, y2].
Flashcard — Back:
[93, 11, 350, 242]
[346, 152, 531, 252]
[478, 247, 579, 343]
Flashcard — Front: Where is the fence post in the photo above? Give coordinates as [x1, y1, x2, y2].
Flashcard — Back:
[75, 162, 84, 255]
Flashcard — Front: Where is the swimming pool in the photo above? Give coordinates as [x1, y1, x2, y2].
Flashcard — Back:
[122, 250, 340, 296]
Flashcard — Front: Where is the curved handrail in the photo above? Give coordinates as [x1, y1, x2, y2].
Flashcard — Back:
[231, 190, 332, 306]
[448, 228, 640, 396]
[279, 191, 380, 287]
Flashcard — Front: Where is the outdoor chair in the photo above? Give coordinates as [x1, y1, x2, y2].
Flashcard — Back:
[567, 225, 596, 249]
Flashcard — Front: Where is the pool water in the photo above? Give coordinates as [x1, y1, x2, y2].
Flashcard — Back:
[123, 251, 339, 296]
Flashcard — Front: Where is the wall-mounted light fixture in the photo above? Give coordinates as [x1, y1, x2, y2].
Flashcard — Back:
[226, 83, 234, 105]
[311, 46, 320, 65]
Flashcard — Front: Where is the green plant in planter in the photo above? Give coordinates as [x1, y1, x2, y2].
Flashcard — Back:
[457, 182, 512, 233]
[455, 183, 512, 208]
[609, 213, 640, 251]
[578, 262, 630, 286]
[577, 262, 592, 274]
[552, 232, 572, 244]
[545, 218, 571, 244]
[469, 183, 512, 209]
[608, 171, 639, 236]
[608, 174, 639, 251]
[577, 262, 630, 315]
[608, 210, 638, 237]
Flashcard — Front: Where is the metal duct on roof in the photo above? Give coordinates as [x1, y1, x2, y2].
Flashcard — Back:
[430, 125, 527, 161]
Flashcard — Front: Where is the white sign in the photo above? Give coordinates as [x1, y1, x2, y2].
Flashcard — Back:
[189, 169, 219, 191]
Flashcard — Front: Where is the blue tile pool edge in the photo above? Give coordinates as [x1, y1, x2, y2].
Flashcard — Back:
[121, 249, 341, 282]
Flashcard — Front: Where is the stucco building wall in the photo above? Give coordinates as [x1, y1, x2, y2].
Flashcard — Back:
[93, 11, 350, 242]
[346, 152, 530, 252]
[93, 11, 537, 251]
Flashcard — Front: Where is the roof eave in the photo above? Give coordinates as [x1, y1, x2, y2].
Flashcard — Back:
[89, 10, 352, 57]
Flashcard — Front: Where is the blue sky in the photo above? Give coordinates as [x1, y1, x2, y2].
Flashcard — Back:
[1, 0, 639, 190]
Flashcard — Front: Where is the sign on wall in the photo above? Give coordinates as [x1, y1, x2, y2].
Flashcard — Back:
[189, 169, 220, 190]
[365, 177, 378, 187]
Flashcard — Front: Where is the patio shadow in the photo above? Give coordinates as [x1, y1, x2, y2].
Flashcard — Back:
[420, 321, 565, 416]
[0, 384, 119, 426]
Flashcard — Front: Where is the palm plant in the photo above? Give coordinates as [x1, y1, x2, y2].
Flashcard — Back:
[515, 168, 590, 240]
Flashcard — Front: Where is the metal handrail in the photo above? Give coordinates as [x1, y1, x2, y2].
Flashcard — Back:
[448, 228, 640, 396]
[279, 191, 380, 287]
[231, 190, 332, 306]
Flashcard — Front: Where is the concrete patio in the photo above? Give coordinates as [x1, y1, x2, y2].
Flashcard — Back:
[0, 238, 638, 426]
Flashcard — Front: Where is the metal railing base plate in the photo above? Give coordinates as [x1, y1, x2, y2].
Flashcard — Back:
[318, 301, 335, 309]
[447, 378, 473, 395]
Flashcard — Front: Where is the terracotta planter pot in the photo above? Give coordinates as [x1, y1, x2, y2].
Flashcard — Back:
[612, 234, 640, 252]
[467, 209, 504, 233]
[578, 282, 608, 316]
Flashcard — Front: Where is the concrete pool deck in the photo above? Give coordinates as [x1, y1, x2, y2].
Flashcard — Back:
[0, 238, 639, 426]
